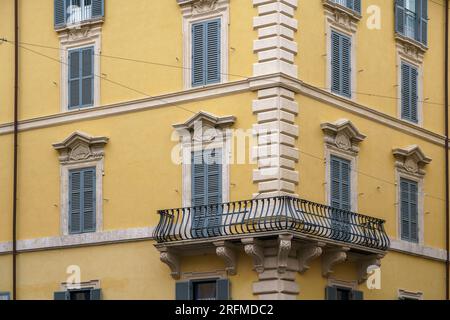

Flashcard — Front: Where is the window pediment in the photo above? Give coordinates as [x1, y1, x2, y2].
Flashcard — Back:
[392, 145, 431, 176]
[53, 131, 109, 164]
[323, 0, 361, 33]
[321, 119, 366, 155]
[173, 111, 235, 137]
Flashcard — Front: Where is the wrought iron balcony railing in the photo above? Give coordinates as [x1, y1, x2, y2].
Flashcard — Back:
[154, 196, 390, 251]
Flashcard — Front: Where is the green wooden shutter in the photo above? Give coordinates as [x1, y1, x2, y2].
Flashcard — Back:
[216, 279, 230, 300]
[401, 62, 418, 123]
[69, 169, 82, 233]
[54, 0, 67, 28]
[395, 0, 406, 35]
[206, 19, 221, 84]
[54, 291, 69, 300]
[90, 288, 102, 300]
[205, 149, 222, 235]
[419, 0, 428, 45]
[92, 0, 105, 19]
[192, 22, 206, 86]
[331, 31, 351, 98]
[82, 168, 96, 232]
[400, 178, 419, 242]
[331, 31, 341, 95]
[192, 151, 207, 237]
[330, 156, 351, 210]
[325, 286, 338, 300]
[176, 281, 192, 300]
[81, 47, 94, 107]
[68, 49, 81, 109]
[352, 290, 364, 300]
[341, 35, 351, 98]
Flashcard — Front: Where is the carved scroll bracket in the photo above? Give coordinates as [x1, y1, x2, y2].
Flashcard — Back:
[322, 246, 350, 277]
[357, 254, 383, 284]
[297, 242, 326, 274]
[214, 241, 237, 276]
[158, 247, 181, 280]
[242, 238, 265, 274]
[277, 234, 293, 274]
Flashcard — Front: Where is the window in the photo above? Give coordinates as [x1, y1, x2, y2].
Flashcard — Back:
[325, 286, 363, 300]
[401, 62, 419, 123]
[54, 0, 104, 29]
[191, 19, 221, 87]
[0, 292, 10, 300]
[69, 167, 96, 234]
[68, 46, 94, 110]
[54, 288, 101, 300]
[331, 31, 352, 98]
[400, 178, 419, 243]
[395, 0, 428, 45]
[176, 279, 230, 300]
[191, 149, 222, 238]
[332, 0, 361, 13]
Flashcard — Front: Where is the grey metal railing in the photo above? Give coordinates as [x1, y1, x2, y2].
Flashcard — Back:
[154, 196, 390, 251]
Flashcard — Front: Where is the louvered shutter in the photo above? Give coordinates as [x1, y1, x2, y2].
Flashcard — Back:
[331, 31, 341, 95]
[68, 49, 81, 109]
[90, 288, 101, 300]
[395, 0, 406, 35]
[92, 0, 105, 19]
[69, 170, 82, 233]
[352, 290, 364, 300]
[81, 47, 94, 107]
[54, 0, 67, 28]
[192, 23, 206, 86]
[216, 279, 230, 300]
[401, 62, 418, 123]
[325, 286, 338, 300]
[205, 149, 222, 235]
[330, 156, 351, 210]
[206, 19, 221, 84]
[54, 291, 69, 300]
[419, 0, 428, 45]
[353, 0, 361, 14]
[410, 66, 418, 123]
[192, 151, 207, 237]
[341, 35, 351, 98]
[82, 168, 96, 232]
[176, 281, 192, 300]
[400, 178, 419, 242]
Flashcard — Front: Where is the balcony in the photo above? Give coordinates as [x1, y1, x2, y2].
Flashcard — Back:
[154, 196, 390, 283]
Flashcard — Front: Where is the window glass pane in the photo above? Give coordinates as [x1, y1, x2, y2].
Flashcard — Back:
[69, 290, 91, 300]
[405, 0, 416, 12]
[336, 288, 351, 300]
[193, 281, 216, 300]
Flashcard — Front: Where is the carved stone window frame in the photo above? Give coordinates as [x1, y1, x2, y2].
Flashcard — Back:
[53, 131, 108, 236]
[177, 0, 229, 89]
[60, 279, 100, 291]
[321, 119, 366, 212]
[173, 111, 235, 208]
[324, 3, 358, 101]
[393, 145, 431, 246]
[396, 46, 424, 126]
[59, 26, 102, 112]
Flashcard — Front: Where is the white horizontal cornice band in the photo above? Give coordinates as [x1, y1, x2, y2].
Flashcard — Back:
[0, 74, 446, 147]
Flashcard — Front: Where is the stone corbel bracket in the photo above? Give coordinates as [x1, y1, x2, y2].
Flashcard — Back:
[277, 234, 293, 274]
[357, 254, 383, 284]
[392, 145, 432, 177]
[242, 238, 265, 273]
[297, 242, 326, 274]
[158, 247, 181, 280]
[214, 241, 237, 276]
[321, 246, 350, 277]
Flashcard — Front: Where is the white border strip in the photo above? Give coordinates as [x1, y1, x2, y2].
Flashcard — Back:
[0, 74, 446, 147]
[0, 227, 154, 254]
[389, 238, 448, 262]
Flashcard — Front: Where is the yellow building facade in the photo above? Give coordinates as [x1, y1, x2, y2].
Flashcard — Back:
[0, 0, 449, 300]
